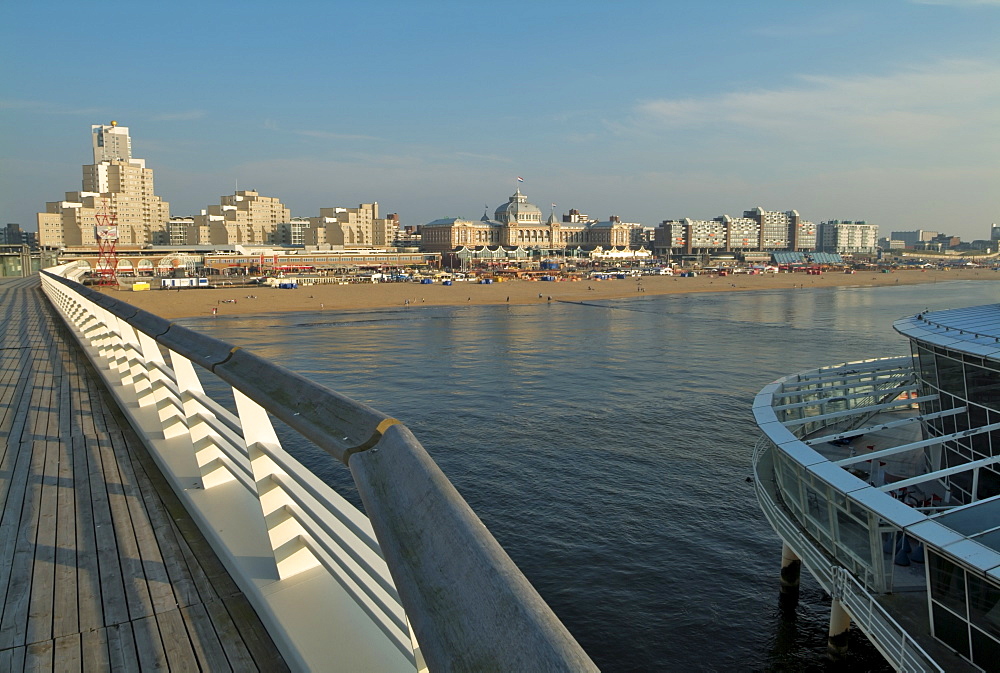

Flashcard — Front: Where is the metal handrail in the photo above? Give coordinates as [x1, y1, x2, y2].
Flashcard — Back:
[831, 567, 943, 673]
[754, 440, 945, 673]
[751, 437, 836, 590]
[41, 267, 596, 672]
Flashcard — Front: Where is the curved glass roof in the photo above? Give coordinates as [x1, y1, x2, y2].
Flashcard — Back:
[754, 355, 1000, 580]
[894, 304, 1000, 361]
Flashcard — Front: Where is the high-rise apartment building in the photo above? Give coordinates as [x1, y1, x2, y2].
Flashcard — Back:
[2, 223, 36, 248]
[743, 207, 816, 251]
[653, 208, 815, 257]
[817, 220, 879, 255]
[92, 122, 132, 162]
[890, 230, 937, 248]
[305, 203, 396, 248]
[37, 123, 170, 247]
[195, 191, 291, 245]
[275, 218, 312, 246]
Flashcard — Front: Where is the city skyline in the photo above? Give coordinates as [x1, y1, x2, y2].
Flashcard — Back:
[2, 0, 998, 240]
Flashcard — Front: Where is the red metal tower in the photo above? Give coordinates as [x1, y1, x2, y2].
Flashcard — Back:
[94, 198, 119, 287]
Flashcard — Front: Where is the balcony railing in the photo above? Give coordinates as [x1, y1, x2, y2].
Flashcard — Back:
[41, 264, 596, 672]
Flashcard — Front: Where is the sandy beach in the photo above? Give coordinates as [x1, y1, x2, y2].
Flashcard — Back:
[99, 268, 998, 320]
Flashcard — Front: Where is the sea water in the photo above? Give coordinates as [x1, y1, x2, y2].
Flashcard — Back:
[178, 279, 999, 672]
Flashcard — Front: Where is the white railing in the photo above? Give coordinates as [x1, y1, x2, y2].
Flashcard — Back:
[41, 265, 596, 673]
[751, 437, 836, 590]
[831, 567, 943, 673]
[753, 440, 943, 673]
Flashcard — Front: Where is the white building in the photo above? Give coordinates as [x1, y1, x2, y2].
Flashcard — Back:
[38, 123, 170, 247]
[92, 122, 132, 163]
[818, 220, 880, 255]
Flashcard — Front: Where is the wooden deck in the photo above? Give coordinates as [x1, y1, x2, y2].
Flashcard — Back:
[0, 277, 289, 672]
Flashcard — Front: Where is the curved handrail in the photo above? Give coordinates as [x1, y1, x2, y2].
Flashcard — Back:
[41, 268, 597, 672]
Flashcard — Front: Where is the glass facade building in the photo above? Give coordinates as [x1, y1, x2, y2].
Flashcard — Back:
[752, 304, 1000, 672]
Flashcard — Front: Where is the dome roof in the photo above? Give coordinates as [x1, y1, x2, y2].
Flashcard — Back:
[494, 189, 542, 220]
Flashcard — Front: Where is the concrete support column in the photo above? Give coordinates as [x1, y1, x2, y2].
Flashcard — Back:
[779, 543, 801, 609]
[827, 598, 851, 658]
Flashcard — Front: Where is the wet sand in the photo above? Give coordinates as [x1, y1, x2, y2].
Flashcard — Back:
[100, 268, 998, 320]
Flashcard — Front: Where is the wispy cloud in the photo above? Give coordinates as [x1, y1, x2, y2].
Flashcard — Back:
[454, 151, 513, 163]
[631, 59, 1000, 156]
[149, 110, 206, 122]
[261, 119, 382, 142]
[0, 99, 105, 116]
[294, 129, 383, 142]
[749, 13, 866, 38]
[909, 0, 1000, 6]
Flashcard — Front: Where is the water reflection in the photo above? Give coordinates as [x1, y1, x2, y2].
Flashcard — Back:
[177, 280, 998, 672]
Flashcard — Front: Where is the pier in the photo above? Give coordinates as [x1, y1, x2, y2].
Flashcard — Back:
[0, 276, 287, 670]
[2, 269, 596, 671]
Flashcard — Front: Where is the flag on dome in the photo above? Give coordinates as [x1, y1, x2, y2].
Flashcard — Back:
[517, 176, 524, 182]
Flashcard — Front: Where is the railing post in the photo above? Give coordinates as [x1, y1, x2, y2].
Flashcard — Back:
[134, 330, 185, 436]
[171, 351, 231, 488]
[233, 388, 319, 580]
[115, 317, 146, 391]
[38, 267, 598, 672]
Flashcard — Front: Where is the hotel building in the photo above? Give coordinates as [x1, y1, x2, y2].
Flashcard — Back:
[752, 303, 1000, 672]
[420, 190, 641, 253]
[38, 123, 170, 247]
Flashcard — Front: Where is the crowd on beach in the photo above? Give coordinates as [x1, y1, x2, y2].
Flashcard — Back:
[102, 266, 998, 321]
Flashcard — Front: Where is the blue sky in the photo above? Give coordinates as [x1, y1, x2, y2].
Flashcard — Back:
[2, 0, 998, 240]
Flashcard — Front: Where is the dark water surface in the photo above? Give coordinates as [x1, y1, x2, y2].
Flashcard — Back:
[178, 280, 999, 672]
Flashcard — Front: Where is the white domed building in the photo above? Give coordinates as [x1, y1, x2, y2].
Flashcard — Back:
[421, 189, 645, 256]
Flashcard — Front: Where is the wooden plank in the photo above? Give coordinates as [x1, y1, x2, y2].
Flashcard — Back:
[54, 330, 74, 445]
[105, 622, 140, 673]
[85, 433, 130, 629]
[131, 614, 168, 671]
[0, 439, 47, 650]
[0, 348, 34, 466]
[180, 602, 235, 672]
[71, 352, 98, 439]
[230, 591, 298, 672]
[156, 607, 199, 671]
[73, 435, 103, 635]
[27, 439, 60, 645]
[81, 627, 110, 673]
[104, 425, 175, 616]
[199, 597, 261, 673]
[0, 645, 26, 673]
[53, 632, 82, 673]
[52, 429, 80, 639]
[129, 462, 199, 610]
[0, 437, 31, 574]
[0, 279, 289, 671]
[23, 638, 54, 672]
[95, 425, 154, 623]
[5, 346, 44, 446]
[27, 360, 55, 443]
[0, 347, 31, 437]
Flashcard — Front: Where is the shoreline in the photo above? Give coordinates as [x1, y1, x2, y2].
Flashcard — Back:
[98, 268, 998, 320]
